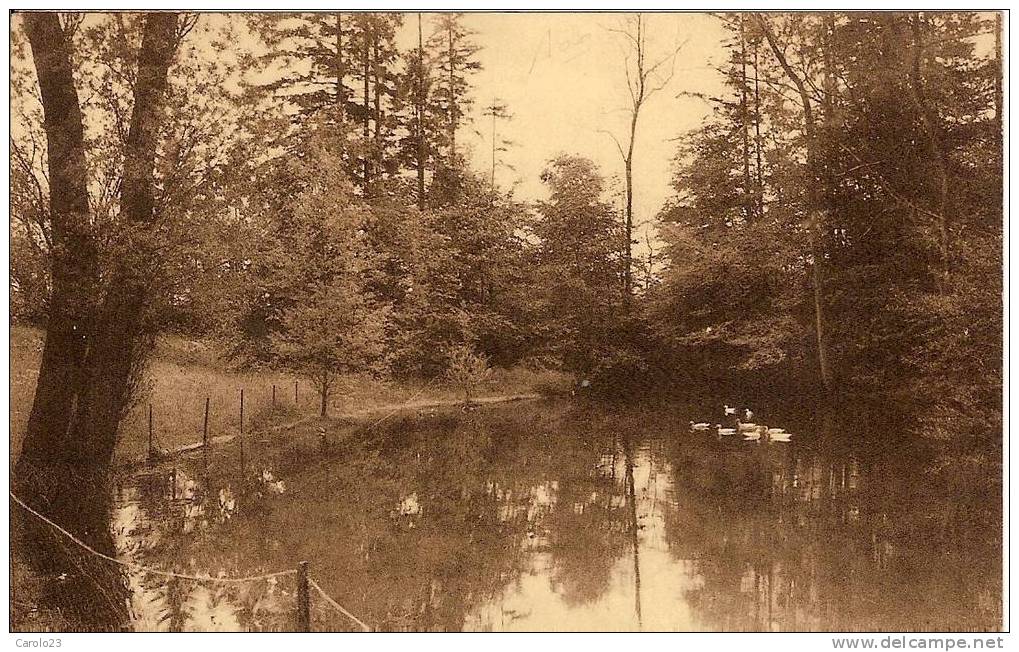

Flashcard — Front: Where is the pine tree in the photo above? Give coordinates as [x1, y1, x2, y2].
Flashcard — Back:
[427, 13, 482, 163]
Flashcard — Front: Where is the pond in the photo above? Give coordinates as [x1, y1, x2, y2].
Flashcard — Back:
[35, 400, 1004, 631]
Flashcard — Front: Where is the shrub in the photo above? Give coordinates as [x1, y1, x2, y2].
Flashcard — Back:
[444, 345, 492, 404]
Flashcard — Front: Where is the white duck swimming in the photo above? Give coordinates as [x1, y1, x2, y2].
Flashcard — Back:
[743, 428, 762, 442]
[690, 421, 712, 431]
[724, 404, 736, 416]
[769, 432, 792, 442]
[717, 425, 737, 436]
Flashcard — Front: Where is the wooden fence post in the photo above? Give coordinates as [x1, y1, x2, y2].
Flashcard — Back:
[296, 560, 310, 632]
[203, 397, 210, 447]
[239, 389, 245, 477]
[202, 397, 210, 465]
[147, 404, 154, 463]
[294, 380, 299, 405]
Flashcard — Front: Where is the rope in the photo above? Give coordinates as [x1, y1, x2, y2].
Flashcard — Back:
[309, 577, 372, 631]
[10, 491, 296, 584]
[13, 490, 374, 631]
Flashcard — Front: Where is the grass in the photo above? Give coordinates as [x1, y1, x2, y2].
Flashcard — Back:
[9, 325, 571, 466]
[10, 325, 569, 631]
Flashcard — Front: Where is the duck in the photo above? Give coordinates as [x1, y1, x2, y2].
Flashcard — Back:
[737, 420, 759, 432]
[743, 428, 762, 442]
[724, 404, 736, 416]
[767, 427, 786, 435]
[744, 408, 755, 421]
[690, 421, 712, 431]
[769, 432, 792, 442]
[716, 425, 737, 436]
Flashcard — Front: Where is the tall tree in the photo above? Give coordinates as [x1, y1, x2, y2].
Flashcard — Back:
[755, 13, 834, 392]
[17, 13, 98, 478]
[428, 13, 482, 162]
[481, 99, 513, 192]
[415, 14, 427, 208]
[903, 12, 951, 286]
[245, 13, 404, 196]
[14, 11, 182, 630]
[605, 13, 679, 301]
[533, 155, 626, 376]
[71, 13, 182, 457]
[16, 10, 181, 497]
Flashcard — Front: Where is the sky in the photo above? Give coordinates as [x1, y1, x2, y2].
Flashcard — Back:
[11, 12, 733, 246]
[399, 13, 731, 239]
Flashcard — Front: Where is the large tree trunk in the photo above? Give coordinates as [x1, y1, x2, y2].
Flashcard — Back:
[623, 147, 634, 300]
[753, 36, 764, 219]
[995, 12, 1002, 134]
[319, 371, 330, 418]
[17, 13, 98, 477]
[14, 13, 124, 630]
[73, 11, 180, 468]
[14, 12, 180, 630]
[372, 31, 383, 188]
[448, 24, 456, 159]
[739, 16, 752, 221]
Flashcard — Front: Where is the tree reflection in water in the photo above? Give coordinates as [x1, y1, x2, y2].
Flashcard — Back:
[14, 464, 130, 631]
[30, 400, 999, 631]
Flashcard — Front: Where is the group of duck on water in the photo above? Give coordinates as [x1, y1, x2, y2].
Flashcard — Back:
[690, 405, 792, 443]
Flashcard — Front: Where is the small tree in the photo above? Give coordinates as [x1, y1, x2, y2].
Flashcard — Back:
[261, 131, 389, 417]
[275, 282, 388, 417]
[444, 344, 491, 404]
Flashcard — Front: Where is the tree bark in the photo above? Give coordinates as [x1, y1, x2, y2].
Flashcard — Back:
[14, 12, 180, 630]
[73, 12, 180, 465]
[995, 12, 1003, 135]
[448, 23, 456, 159]
[13, 24, 114, 624]
[372, 31, 382, 185]
[624, 140, 634, 300]
[17, 13, 98, 473]
[753, 36, 764, 219]
[320, 372, 329, 418]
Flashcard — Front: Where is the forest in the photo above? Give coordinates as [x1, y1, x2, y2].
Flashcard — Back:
[8, 11, 1004, 632]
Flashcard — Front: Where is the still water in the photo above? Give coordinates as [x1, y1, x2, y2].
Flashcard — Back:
[103, 400, 1000, 632]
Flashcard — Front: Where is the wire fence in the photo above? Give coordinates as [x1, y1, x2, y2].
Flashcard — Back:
[13, 376, 508, 631]
[10, 491, 372, 632]
[143, 376, 444, 464]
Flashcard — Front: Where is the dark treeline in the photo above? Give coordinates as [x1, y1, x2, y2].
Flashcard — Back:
[10, 12, 1002, 550]
[650, 13, 1002, 449]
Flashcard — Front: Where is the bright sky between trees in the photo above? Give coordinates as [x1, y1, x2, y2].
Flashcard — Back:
[404, 12, 730, 243]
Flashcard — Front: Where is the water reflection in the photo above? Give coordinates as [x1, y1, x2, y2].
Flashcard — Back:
[28, 401, 1000, 631]
[13, 464, 131, 631]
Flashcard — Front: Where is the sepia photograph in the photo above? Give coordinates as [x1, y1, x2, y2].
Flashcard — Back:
[7, 6, 1006, 637]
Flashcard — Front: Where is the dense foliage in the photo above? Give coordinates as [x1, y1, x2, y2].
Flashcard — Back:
[651, 13, 1002, 450]
[10, 12, 1002, 445]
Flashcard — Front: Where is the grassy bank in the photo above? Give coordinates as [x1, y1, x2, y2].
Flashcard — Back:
[9, 325, 571, 466]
